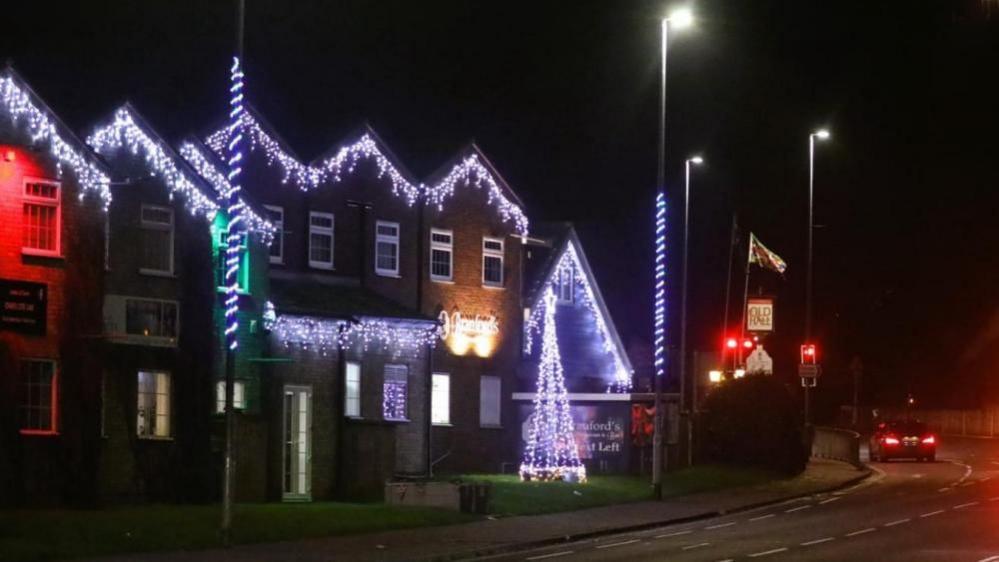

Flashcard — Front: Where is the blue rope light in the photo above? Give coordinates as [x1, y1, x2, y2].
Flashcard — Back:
[653, 192, 666, 377]
[224, 56, 246, 351]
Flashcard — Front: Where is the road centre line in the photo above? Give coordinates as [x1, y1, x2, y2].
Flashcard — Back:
[595, 539, 639, 550]
[655, 530, 692, 539]
[954, 501, 979, 509]
[977, 556, 999, 562]
[525, 551, 573, 560]
[681, 542, 711, 550]
[990, 496, 999, 502]
[920, 509, 946, 518]
[801, 537, 835, 546]
[939, 487, 952, 492]
[748, 547, 789, 557]
[819, 497, 841, 505]
[884, 518, 910, 527]
[785, 505, 811, 513]
[705, 522, 736, 530]
[845, 527, 876, 537]
[749, 514, 775, 521]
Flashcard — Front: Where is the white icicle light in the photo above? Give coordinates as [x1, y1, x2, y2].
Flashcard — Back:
[0, 74, 111, 209]
[269, 314, 441, 358]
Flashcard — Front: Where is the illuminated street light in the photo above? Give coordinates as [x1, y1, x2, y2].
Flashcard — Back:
[805, 128, 831, 426]
[734, 369, 746, 379]
[669, 7, 695, 29]
[709, 370, 723, 384]
[678, 154, 705, 469]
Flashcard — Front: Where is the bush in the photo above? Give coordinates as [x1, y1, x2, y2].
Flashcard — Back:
[700, 375, 808, 475]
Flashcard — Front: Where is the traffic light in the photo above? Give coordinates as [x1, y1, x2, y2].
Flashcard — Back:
[742, 338, 754, 350]
[800, 344, 817, 365]
[725, 337, 738, 350]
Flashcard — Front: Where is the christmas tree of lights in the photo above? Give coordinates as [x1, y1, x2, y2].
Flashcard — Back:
[520, 288, 586, 483]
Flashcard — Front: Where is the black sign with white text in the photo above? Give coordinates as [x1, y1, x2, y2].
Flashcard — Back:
[0, 279, 47, 335]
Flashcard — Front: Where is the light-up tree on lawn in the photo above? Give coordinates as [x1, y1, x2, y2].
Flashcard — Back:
[520, 288, 587, 483]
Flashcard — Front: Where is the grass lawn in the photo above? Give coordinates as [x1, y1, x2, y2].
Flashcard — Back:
[458, 464, 781, 516]
[0, 502, 473, 562]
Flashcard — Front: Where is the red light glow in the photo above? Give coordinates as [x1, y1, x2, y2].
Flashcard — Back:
[922, 436, 935, 445]
[726, 338, 737, 349]
[4, 150, 15, 162]
[743, 339, 754, 349]
[884, 436, 900, 445]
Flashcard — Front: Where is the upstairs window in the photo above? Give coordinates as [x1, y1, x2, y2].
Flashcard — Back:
[430, 228, 453, 282]
[482, 237, 504, 287]
[309, 212, 334, 270]
[137, 370, 171, 438]
[382, 364, 408, 421]
[140, 205, 174, 275]
[557, 267, 574, 303]
[375, 221, 400, 277]
[125, 298, 179, 341]
[264, 205, 284, 264]
[22, 180, 61, 256]
[215, 380, 246, 413]
[19, 360, 57, 434]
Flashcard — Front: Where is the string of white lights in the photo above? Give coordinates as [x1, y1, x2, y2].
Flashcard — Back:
[269, 313, 440, 358]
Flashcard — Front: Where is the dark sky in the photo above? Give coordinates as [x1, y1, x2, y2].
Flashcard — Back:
[3, 1, 997, 408]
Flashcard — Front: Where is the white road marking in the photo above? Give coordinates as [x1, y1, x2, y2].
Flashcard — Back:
[819, 497, 841, 505]
[846, 527, 876, 537]
[884, 518, 911, 527]
[785, 505, 812, 513]
[960, 481, 976, 487]
[977, 556, 999, 562]
[525, 551, 574, 560]
[920, 509, 945, 518]
[981, 476, 992, 482]
[595, 539, 639, 550]
[938, 487, 952, 492]
[705, 522, 736, 530]
[749, 514, 775, 522]
[954, 501, 980, 509]
[655, 530, 692, 539]
[990, 496, 999, 502]
[801, 537, 835, 546]
[681, 542, 711, 550]
[715, 559, 735, 562]
[748, 547, 789, 557]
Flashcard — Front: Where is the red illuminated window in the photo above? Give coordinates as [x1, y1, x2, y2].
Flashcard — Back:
[19, 359, 58, 434]
[22, 179, 61, 256]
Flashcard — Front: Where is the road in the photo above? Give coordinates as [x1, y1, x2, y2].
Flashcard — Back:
[477, 436, 999, 562]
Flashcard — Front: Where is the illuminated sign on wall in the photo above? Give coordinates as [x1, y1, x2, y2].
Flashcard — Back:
[746, 297, 774, 332]
[439, 309, 499, 357]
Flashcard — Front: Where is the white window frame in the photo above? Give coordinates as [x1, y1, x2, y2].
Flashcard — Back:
[124, 297, 180, 344]
[431, 373, 451, 425]
[482, 237, 504, 288]
[308, 211, 335, 270]
[136, 370, 171, 439]
[21, 178, 61, 257]
[429, 228, 453, 282]
[215, 380, 247, 413]
[264, 205, 284, 265]
[139, 204, 175, 275]
[374, 220, 400, 277]
[344, 361, 362, 418]
[479, 375, 502, 428]
[18, 359, 58, 435]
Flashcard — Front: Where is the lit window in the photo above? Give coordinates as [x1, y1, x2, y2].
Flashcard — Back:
[479, 376, 501, 427]
[430, 228, 453, 281]
[125, 298, 178, 341]
[215, 380, 246, 413]
[264, 205, 284, 264]
[309, 212, 335, 269]
[345, 361, 361, 417]
[375, 221, 400, 276]
[22, 180, 60, 255]
[482, 237, 504, 287]
[557, 267, 574, 303]
[431, 373, 450, 425]
[140, 205, 174, 274]
[137, 371, 171, 438]
[383, 364, 408, 421]
[19, 360, 57, 434]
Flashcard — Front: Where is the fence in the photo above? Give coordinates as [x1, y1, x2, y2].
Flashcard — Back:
[811, 426, 863, 468]
[883, 408, 999, 438]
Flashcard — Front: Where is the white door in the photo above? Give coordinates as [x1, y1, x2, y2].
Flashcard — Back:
[282, 385, 312, 501]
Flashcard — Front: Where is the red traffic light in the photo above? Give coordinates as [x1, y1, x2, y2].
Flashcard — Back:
[743, 339, 754, 349]
[725, 337, 738, 350]
[800, 344, 817, 365]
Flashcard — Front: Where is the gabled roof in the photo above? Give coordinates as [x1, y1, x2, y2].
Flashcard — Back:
[0, 64, 112, 207]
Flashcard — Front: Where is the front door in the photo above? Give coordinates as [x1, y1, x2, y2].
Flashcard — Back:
[282, 385, 312, 501]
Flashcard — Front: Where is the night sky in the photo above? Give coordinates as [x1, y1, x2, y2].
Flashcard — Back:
[3, 1, 997, 410]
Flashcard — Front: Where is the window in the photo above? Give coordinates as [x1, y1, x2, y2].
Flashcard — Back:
[215, 380, 246, 413]
[22, 180, 60, 255]
[375, 221, 400, 276]
[265, 205, 284, 264]
[344, 361, 361, 417]
[308, 211, 334, 269]
[557, 267, 574, 303]
[430, 228, 453, 281]
[140, 205, 174, 274]
[431, 373, 450, 425]
[480, 376, 501, 427]
[482, 237, 504, 287]
[382, 364, 408, 421]
[137, 371, 171, 438]
[125, 298, 178, 341]
[215, 229, 248, 292]
[19, 360, 57, 434]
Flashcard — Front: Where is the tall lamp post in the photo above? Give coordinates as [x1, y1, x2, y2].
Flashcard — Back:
[804, 128, 829, 425]
[652, 6, 694, 500]
[679, 155, 703, 468]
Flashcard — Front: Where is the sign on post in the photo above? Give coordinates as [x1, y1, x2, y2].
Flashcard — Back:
[746, 297, 774, 332]
[1, 279, 47, 335]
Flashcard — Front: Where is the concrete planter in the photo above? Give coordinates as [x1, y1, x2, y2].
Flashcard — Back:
[385, 480, 492, 513]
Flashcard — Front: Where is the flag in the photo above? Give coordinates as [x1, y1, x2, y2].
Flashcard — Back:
[748, 233, 788, 274]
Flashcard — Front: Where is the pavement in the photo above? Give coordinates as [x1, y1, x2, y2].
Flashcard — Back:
[86, 458, 867, 562]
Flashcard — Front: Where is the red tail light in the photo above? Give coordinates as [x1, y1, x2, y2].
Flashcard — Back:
[922, 435, 935, 445]
[884, 436, 900, 445]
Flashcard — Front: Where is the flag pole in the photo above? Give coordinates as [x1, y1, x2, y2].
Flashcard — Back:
[739, 234, 752, 366]
[721, 214, 737, 347]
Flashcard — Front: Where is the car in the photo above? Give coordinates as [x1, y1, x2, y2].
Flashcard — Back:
[869, 420, 936, 462]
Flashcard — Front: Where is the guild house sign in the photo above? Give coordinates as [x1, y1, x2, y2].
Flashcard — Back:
[1, 279, 47, 335]
[439, 309, 500, 358]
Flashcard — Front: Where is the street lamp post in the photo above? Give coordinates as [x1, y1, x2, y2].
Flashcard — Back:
[652, 6, 693, 500]
[680, 155, 703, 468]
[804, 128, 829, 425]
